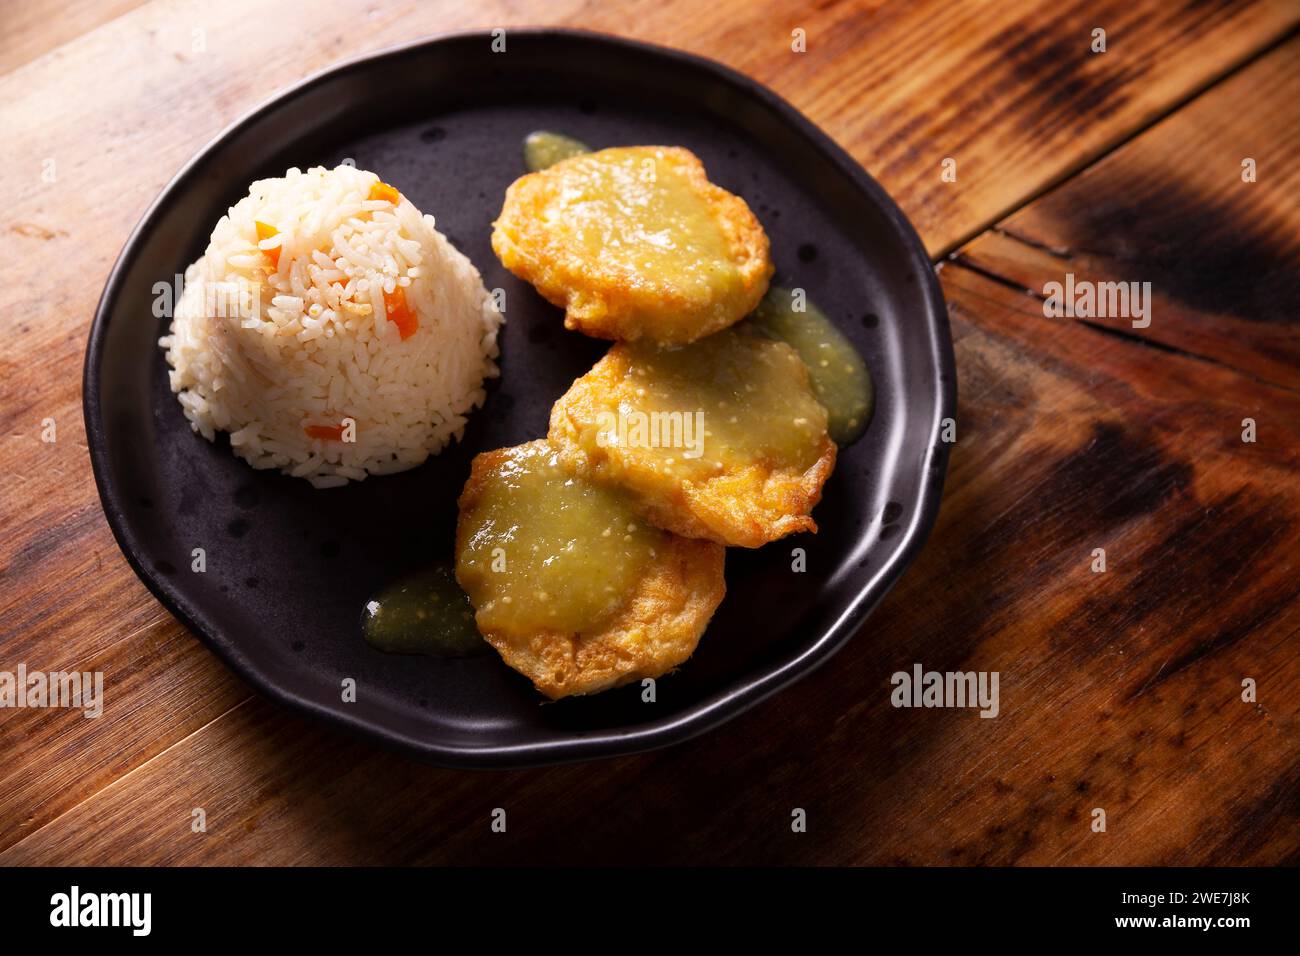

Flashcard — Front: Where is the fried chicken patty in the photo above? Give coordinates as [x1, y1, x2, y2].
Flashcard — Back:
[548, 328, 837, 548]
[491, 146, 772, 344]
[455, 440, 726, 699]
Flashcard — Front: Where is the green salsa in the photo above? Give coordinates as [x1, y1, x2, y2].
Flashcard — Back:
[361, 563, 486, 657]
[750, 287, 874, 444]
[523, 130, 592, 172]
[612, 327, 831, 480]
[456, 441, 661, 637]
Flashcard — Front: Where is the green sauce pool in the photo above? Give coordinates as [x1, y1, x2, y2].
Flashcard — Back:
[361, 563, 486, 658]
[523, 131, 592, 171]
[750, 287, 874, 445]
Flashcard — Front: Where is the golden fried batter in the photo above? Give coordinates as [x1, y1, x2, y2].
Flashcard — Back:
[549, 328, 837, 548]
[455, 440, 725, 699]
[492, 146, 772, 344]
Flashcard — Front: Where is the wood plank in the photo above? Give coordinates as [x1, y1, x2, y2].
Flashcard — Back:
[1, 0, 1295, 860]
[0, 0, 148, 73]
[956, 35, 1300, 391]
[8, 261, 1296, 865]
[0, 620, 247, 848]
[779, 0, 1299, 253]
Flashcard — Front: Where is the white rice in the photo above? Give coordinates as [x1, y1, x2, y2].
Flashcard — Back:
[160, 164, 502, 488]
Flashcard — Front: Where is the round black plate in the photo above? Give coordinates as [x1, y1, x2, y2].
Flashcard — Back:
[84, 29, 955, 768]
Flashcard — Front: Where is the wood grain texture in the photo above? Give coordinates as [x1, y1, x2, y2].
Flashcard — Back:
[0, 0, 1296, 864]
[956, 35, 1300, 392]
[0, 0, 148, 73]
[8, 260, 1296, 865]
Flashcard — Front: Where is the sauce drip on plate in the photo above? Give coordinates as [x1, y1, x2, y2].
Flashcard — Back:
[523, 130, 592, 171]
[750, 287, 874, 444]
[362, 563, 485, 657]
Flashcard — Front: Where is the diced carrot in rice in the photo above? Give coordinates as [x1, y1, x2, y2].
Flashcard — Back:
[255, 220, 281, 268]
[383, 286, 418, 339]
[305, 424, 346, 441]
[368, 181, 400, 204]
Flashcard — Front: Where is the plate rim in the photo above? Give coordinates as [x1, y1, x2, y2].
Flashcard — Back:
[83, 27, 957, 768]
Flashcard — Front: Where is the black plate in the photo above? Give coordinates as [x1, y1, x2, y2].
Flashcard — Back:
[84, 29, 955, 767]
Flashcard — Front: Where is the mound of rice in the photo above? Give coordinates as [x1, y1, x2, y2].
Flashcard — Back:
[160, 164, 503, 488]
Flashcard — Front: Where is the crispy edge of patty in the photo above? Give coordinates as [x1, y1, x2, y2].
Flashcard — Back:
[490, 146, 773, 344]
[548, 345, 838, 549]
[455, 442, 727, 699]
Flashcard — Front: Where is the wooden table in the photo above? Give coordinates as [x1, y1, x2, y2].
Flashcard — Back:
[1, 0, 1296, 866]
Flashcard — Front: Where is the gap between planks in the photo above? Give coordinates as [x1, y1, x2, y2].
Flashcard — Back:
[943, 254, 1300, 398]
[931, 22, 1300, 262]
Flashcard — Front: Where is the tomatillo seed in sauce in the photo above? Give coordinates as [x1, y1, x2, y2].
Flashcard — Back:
[751, 286, 874, 445]
[362, 563, 486, 657]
